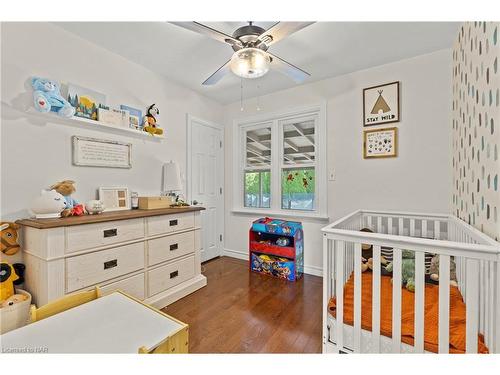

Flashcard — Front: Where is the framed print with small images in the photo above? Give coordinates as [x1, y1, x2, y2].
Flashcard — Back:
[363, 127, 398, 159]
[363, 81, 400, 126]
[98, 187, 130, 211]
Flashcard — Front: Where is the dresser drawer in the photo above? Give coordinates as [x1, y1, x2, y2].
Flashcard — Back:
[66, 219, 145, 253]
[147, 213, 194, 236]
[148, 232, 195, 266]
[100, 273, 145, 300]
[148, 256, 195, 297]
[66, 242, 145, 293]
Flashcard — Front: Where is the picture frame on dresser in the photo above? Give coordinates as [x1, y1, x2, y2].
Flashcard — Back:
[99, 187, 130, 211]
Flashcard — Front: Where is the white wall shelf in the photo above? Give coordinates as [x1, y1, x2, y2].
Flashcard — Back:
[26, 108, 164, 140]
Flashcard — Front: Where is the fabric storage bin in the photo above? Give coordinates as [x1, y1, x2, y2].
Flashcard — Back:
[250, 253, 296, 281]
[0, 289, 32, 334]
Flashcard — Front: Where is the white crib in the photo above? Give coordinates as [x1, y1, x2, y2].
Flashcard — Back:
[322, 210, 500, 354]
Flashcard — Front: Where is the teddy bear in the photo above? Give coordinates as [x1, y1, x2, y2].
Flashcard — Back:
[429, 254, 458, 287]
[31, 77, 75, 118]
[385, 250, 416, 292]
[49, 180, 85, 217]
[1, 293, 28, 308]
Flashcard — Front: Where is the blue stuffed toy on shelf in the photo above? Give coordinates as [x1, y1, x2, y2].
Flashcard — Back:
[31, 77, 75, 118]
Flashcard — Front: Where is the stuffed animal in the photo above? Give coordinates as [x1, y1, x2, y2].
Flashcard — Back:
[30, 189, 67, 219]
[0, 222, 21, 256]
[143, 104, 163, 136]
[0, 262, 19, 302]
[429, 255, 458, 287]
[385, 250, 416, 292]
[31, 77, 75, 118]
[49, 180, 84, 217]
[1, 293, 28, 308]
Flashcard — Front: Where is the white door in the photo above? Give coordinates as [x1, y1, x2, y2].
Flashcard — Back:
[187, 115, 224, 262]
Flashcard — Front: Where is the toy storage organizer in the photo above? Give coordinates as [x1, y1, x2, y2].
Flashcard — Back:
[322, 210, 500, 354]
[249, 218, 304, 281]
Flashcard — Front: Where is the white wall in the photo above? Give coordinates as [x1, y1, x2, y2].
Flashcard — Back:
[1, 23, 223, 221]
[223, 49, 453, 275]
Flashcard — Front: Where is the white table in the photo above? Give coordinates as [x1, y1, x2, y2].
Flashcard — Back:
[0, 292, 187, 353]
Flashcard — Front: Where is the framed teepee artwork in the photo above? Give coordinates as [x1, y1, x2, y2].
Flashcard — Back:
[363, 127, 398, 159]
[363, 81, 399, 126]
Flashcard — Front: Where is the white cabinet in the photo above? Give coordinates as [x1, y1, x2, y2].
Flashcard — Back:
[20, 209, 206, 309]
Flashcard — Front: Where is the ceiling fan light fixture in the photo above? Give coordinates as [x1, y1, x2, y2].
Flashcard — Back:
[230, 47, 270, 79]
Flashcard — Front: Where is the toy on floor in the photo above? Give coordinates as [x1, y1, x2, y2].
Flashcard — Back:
[143, 104, 163, 136]
[50, 180, 85, 217]
[31, 77, 75, 118]
[385, 250, 416, 292]
[429, 254, 458, 287]
[0, 222, 21, 255]
[0, 262, 19, 301]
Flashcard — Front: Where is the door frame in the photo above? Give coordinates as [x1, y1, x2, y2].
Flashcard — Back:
[186, 114, 225, 259]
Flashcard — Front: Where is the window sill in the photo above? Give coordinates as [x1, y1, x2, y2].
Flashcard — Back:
[231, 208, 330, 222]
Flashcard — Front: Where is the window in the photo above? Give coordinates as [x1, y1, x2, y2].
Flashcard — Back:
[281, 118, 316, 211]
[244, 125, 271, 208]
[234, 104, 326, 218]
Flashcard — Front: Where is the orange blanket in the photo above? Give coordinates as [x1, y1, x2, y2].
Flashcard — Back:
[328, 272, 488, 353]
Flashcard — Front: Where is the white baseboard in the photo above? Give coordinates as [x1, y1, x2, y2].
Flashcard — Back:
[223, 248, 323, 277]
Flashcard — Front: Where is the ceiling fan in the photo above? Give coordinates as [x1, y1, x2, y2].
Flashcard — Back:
[170, 21, 314, 85]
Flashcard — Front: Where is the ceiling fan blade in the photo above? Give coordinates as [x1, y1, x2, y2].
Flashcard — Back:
[257, 22, 314, 47]
[170, 22, 243, 49]
[202, 60, 231, 85]
[268, 52, 310, 83]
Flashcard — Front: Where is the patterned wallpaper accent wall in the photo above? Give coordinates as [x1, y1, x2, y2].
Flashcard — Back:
[452, 22, 500, 241]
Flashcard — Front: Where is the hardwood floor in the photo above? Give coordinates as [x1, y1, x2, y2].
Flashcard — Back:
[163, 256, 323, 353]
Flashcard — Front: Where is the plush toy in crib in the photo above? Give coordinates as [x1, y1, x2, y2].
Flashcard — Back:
[385, 250, 416, 292]
[0, 222, 21, 256]
[50, 180, 85, 217]
[429, 255, 458, 287]
[31, 77, 75, 118]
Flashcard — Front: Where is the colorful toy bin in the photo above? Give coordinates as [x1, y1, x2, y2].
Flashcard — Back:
[249, 217, 303, 281]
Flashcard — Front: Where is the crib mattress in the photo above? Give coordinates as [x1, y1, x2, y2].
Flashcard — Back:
[328, 272, 489, 353]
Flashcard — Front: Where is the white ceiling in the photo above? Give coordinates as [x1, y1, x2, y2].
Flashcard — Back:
[55, 22, 459, 104]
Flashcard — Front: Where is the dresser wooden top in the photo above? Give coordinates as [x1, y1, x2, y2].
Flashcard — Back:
[16, 206, 205, 229]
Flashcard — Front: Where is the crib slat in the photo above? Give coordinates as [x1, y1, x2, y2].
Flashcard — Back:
[377, 216, 382, 233]
[422, 220, 428, 238]
[434, 221, 440, 240]
[398, 218, 404, 236]
[466, 258, 479, 353]
[353, 242, 362, 353]
[372, 245, 381, 353]
[322, 235, 330, 350]
[414, 251, 425, 353]
[410, 219, 416, 236]
[392, 248, 402, 353]
[336, 241, 345, 352]
[367, 216, 372, 230]
[388, 217, 393, 235]
[495, 261, 500, 353]
[438, 255, 450, 353]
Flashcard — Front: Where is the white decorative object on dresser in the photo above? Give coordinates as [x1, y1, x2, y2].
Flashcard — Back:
[16, 207, 206, 308]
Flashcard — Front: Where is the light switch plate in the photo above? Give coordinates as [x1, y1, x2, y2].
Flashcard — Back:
[329, 170, 335, 181]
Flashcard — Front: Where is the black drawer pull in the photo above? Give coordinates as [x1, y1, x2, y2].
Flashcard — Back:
[104, 259, 118, 270]
[104, 229, 117, 238]
[169, 219, 178, 226]
[170, 243, 179, 251]
[170, 270, 179, 279]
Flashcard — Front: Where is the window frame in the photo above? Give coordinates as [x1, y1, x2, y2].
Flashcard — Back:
[233, 103, 327, 220]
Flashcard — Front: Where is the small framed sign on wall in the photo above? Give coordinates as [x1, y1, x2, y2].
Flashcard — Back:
[72, 136, 132, 168]
[363, 127, 398, 159]
[363, 81, 400, 126]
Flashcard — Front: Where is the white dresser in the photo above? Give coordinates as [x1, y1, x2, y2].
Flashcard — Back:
[17, 207, 207, 308]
